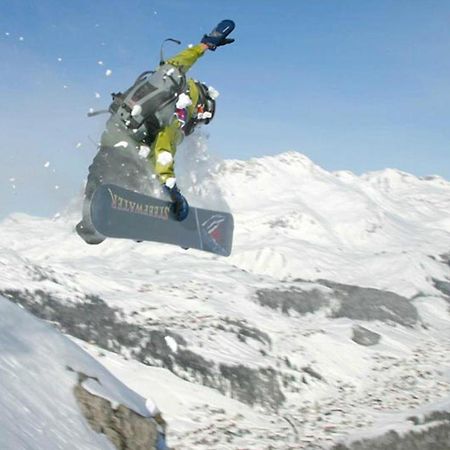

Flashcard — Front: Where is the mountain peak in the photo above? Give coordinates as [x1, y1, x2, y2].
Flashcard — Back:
[218, 151, 327, 184]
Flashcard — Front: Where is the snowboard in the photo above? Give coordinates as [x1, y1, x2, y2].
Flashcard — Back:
[89, 184, 234, 256]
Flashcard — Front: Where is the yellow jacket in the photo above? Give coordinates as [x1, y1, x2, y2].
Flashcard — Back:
[150, 44, 206, 186]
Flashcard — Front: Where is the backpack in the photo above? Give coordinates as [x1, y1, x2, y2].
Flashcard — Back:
[108, 63, 186, 143]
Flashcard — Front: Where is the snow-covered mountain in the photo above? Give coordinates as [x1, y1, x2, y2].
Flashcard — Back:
[1, 151, 450, 449]
[219, 152, 450, 296]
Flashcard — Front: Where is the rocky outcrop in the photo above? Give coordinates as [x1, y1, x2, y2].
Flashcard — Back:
[352, 325, 381, 346]
[73, 371, 158, 450]
[433, 278, 450, 300]
[218, 364, 285, 410]
[1, 289, 284, 410]
[441, 253, 450, 268]
[0, 278, 421, 417]
[256, 287, 330, 315]
[321, 281, 419, 326]
[332, 410, 450, 450]
[255, 281, 419, 327]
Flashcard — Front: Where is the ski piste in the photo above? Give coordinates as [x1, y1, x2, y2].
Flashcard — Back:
[89, 184, 234, 256]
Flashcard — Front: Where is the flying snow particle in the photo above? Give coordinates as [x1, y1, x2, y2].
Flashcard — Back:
[114, 141, 129, 149]
[105, 69, 112, 77]
[53, 213, 61, 219]
[88, 108, 94, 114]
[19, 36, 24, 41]
[57, 57, 62, 62]
[54, 185, 59, 190]
[131, 104, 142, 117]
[97, 60, 104, 65]
[138, 145, 150, 158]
[208, 86, 220, 100]
[95, 92, 101, 98]
[153, 11, 158, 15]
[5, 32, 10, 36]
[9, 177, 15, 182]
[76, 142, 82, 149]
[188, 44, 194, 48]
[63, 85, 68, 89]
[44, 161, 50, 168]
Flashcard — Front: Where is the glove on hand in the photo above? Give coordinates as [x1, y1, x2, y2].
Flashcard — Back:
[201, 19, 235, 51]
[164, 184, 189, 221]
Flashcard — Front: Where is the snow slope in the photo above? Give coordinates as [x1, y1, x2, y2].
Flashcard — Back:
[1, 151, 450, 449]
[0, 296, 158, 450]
[218, 152, 450, 296]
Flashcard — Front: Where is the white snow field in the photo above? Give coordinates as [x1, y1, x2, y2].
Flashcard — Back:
[0, 151, 450, 449]
[0, 296, 157, 450]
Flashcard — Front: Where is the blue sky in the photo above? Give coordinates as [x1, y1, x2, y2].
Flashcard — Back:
[1, 0, 449, 217]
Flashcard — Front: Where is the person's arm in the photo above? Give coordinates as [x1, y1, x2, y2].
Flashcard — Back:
[165, 43, 209, 73]
[164, 17, 236, 72]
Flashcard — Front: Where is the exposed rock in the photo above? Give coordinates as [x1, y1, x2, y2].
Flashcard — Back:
[301, 366, 324, 381]
[256, 288, 330, 315]
[409, 410, 450, 425]
[320, 281, 419, 327]
[172, 348, 214, 382]
[1, 289, 285, 410]
[219, 364, 285, 410]
[139, 330, 187, 372]
[433, 278, 450, 300]
[222, 318, 272, 346]
[73, 372, 158, 450]
[255, 282, 419, 327]
[332, 409, 450, 450]
[440, 253, 450, 268]
[352, 325, 381, 346]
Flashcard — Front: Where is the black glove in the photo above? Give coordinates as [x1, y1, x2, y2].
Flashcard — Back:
[164, 184, 189, 221]
[201, 19, 235, 51]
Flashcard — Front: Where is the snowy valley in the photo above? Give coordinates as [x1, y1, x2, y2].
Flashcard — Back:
[1, 151, 450, 449]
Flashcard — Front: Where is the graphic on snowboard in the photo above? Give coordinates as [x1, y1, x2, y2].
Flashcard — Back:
[83, 184, 233, 257]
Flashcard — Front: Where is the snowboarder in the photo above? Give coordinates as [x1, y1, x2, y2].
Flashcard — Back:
[77, 20, 235, 244]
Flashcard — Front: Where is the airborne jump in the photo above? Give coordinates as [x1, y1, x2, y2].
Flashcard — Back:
[76, 20, 235, 256]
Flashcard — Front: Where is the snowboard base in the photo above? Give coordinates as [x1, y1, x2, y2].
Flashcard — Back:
[85, 184, 234, 256]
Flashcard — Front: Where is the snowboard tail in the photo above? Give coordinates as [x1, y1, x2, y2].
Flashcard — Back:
[89, 184, 234, 256]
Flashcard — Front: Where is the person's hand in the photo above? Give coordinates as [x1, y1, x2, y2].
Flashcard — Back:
[201, 19, 235, 51]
